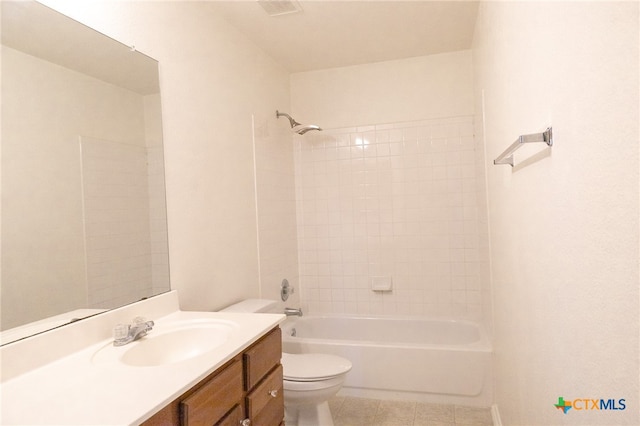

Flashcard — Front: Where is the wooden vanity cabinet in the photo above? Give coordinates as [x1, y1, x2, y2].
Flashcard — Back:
[181, 359, 244, 425]
[244, 327, 284, 425]
[142, 327, 284, 426]
[245, 364, 284, 425]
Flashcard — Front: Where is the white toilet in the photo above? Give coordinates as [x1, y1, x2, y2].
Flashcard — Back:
[221, 299, 352, 426]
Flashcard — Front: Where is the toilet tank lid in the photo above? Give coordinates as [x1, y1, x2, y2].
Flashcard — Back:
[219, 298, 278, 313]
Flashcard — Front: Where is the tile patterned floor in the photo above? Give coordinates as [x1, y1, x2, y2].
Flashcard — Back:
[329, 396, 493, 426]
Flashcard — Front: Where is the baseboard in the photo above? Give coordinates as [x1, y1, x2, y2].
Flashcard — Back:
[491, 404, 502, 426]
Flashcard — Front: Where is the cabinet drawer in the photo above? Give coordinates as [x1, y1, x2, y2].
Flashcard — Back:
[244, 327, 281, 390]
[181, 359, 243, 426]
[246, 364, 284, 426]
[216, 404, 244, 426]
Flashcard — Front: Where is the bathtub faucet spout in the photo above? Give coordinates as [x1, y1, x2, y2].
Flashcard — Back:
[285, 307, 303, 317]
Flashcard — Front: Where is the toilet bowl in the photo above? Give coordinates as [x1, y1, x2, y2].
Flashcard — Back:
[220, 299, 352, 426]
[282, 352, 352, 426]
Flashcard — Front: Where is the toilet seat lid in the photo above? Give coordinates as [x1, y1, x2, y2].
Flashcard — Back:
[282, 353, 352, 381]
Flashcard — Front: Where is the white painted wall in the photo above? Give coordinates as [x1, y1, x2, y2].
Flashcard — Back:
[253, 114, 300, 310]
[39, 1, 292, 311]
[473, 1, 639, 424]
[291, 51, 474, 129]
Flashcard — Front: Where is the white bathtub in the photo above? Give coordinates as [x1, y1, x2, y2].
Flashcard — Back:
[281, 316, 492, 406]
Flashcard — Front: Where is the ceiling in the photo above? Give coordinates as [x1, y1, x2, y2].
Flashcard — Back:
[210, 1, 480, 73]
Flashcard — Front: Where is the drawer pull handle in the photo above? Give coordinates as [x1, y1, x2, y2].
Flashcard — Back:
[268, 389, 278, 398]
[240, 419, 251, 426]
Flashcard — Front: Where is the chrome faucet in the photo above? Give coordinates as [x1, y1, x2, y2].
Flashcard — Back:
[284, 307, 303, 317]
[113, 317, 154, 346]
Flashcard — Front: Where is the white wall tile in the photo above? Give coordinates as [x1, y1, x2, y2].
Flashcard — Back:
[295, 116, 488, 320]
[80, 137, 155, 309]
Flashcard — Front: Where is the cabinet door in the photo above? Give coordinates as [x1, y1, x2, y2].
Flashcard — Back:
[246, 364, 284, 426]
[181, 359, 243, 425]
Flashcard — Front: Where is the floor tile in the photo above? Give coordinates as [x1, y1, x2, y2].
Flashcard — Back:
[328, 396, 491, 426]
[339, 397, 381, 415]
[329, 396, 346, 419]
[454, 405, 493, 425]
[373, 399, 416, 425]
[334, 414, 377, 426]
[415, 402, 455, 423]
[333, 397, 381, 426]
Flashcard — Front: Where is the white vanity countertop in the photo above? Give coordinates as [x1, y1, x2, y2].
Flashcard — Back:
[0, 292, 285, 425]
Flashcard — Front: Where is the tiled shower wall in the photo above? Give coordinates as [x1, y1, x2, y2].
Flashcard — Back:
[147, 145, 170, 297]
[294, 116, 489, 320]
[80, 137, 168, 309]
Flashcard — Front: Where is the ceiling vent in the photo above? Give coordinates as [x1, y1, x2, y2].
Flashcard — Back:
[258, 0, 303, 17]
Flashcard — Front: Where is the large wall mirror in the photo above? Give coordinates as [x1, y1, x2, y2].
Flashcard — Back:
[1, 1, 170, 345]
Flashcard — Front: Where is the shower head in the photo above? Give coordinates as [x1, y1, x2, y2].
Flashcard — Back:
[293, 124, 322, 135]
[276, 110, 322, 135]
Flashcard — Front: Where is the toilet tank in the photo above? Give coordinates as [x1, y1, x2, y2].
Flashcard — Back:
[220, 299, 279, 313]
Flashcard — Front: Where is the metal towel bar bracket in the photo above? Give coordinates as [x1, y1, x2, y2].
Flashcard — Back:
[493, 127, 553, 167]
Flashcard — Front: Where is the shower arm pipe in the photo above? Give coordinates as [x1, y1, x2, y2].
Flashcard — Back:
[493, 127, 553, 167]
[276, 110, 301, 127]
[276, 110, 322, 135]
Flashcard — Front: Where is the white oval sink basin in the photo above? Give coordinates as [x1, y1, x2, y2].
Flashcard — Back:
[92, 319, 237, 367]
